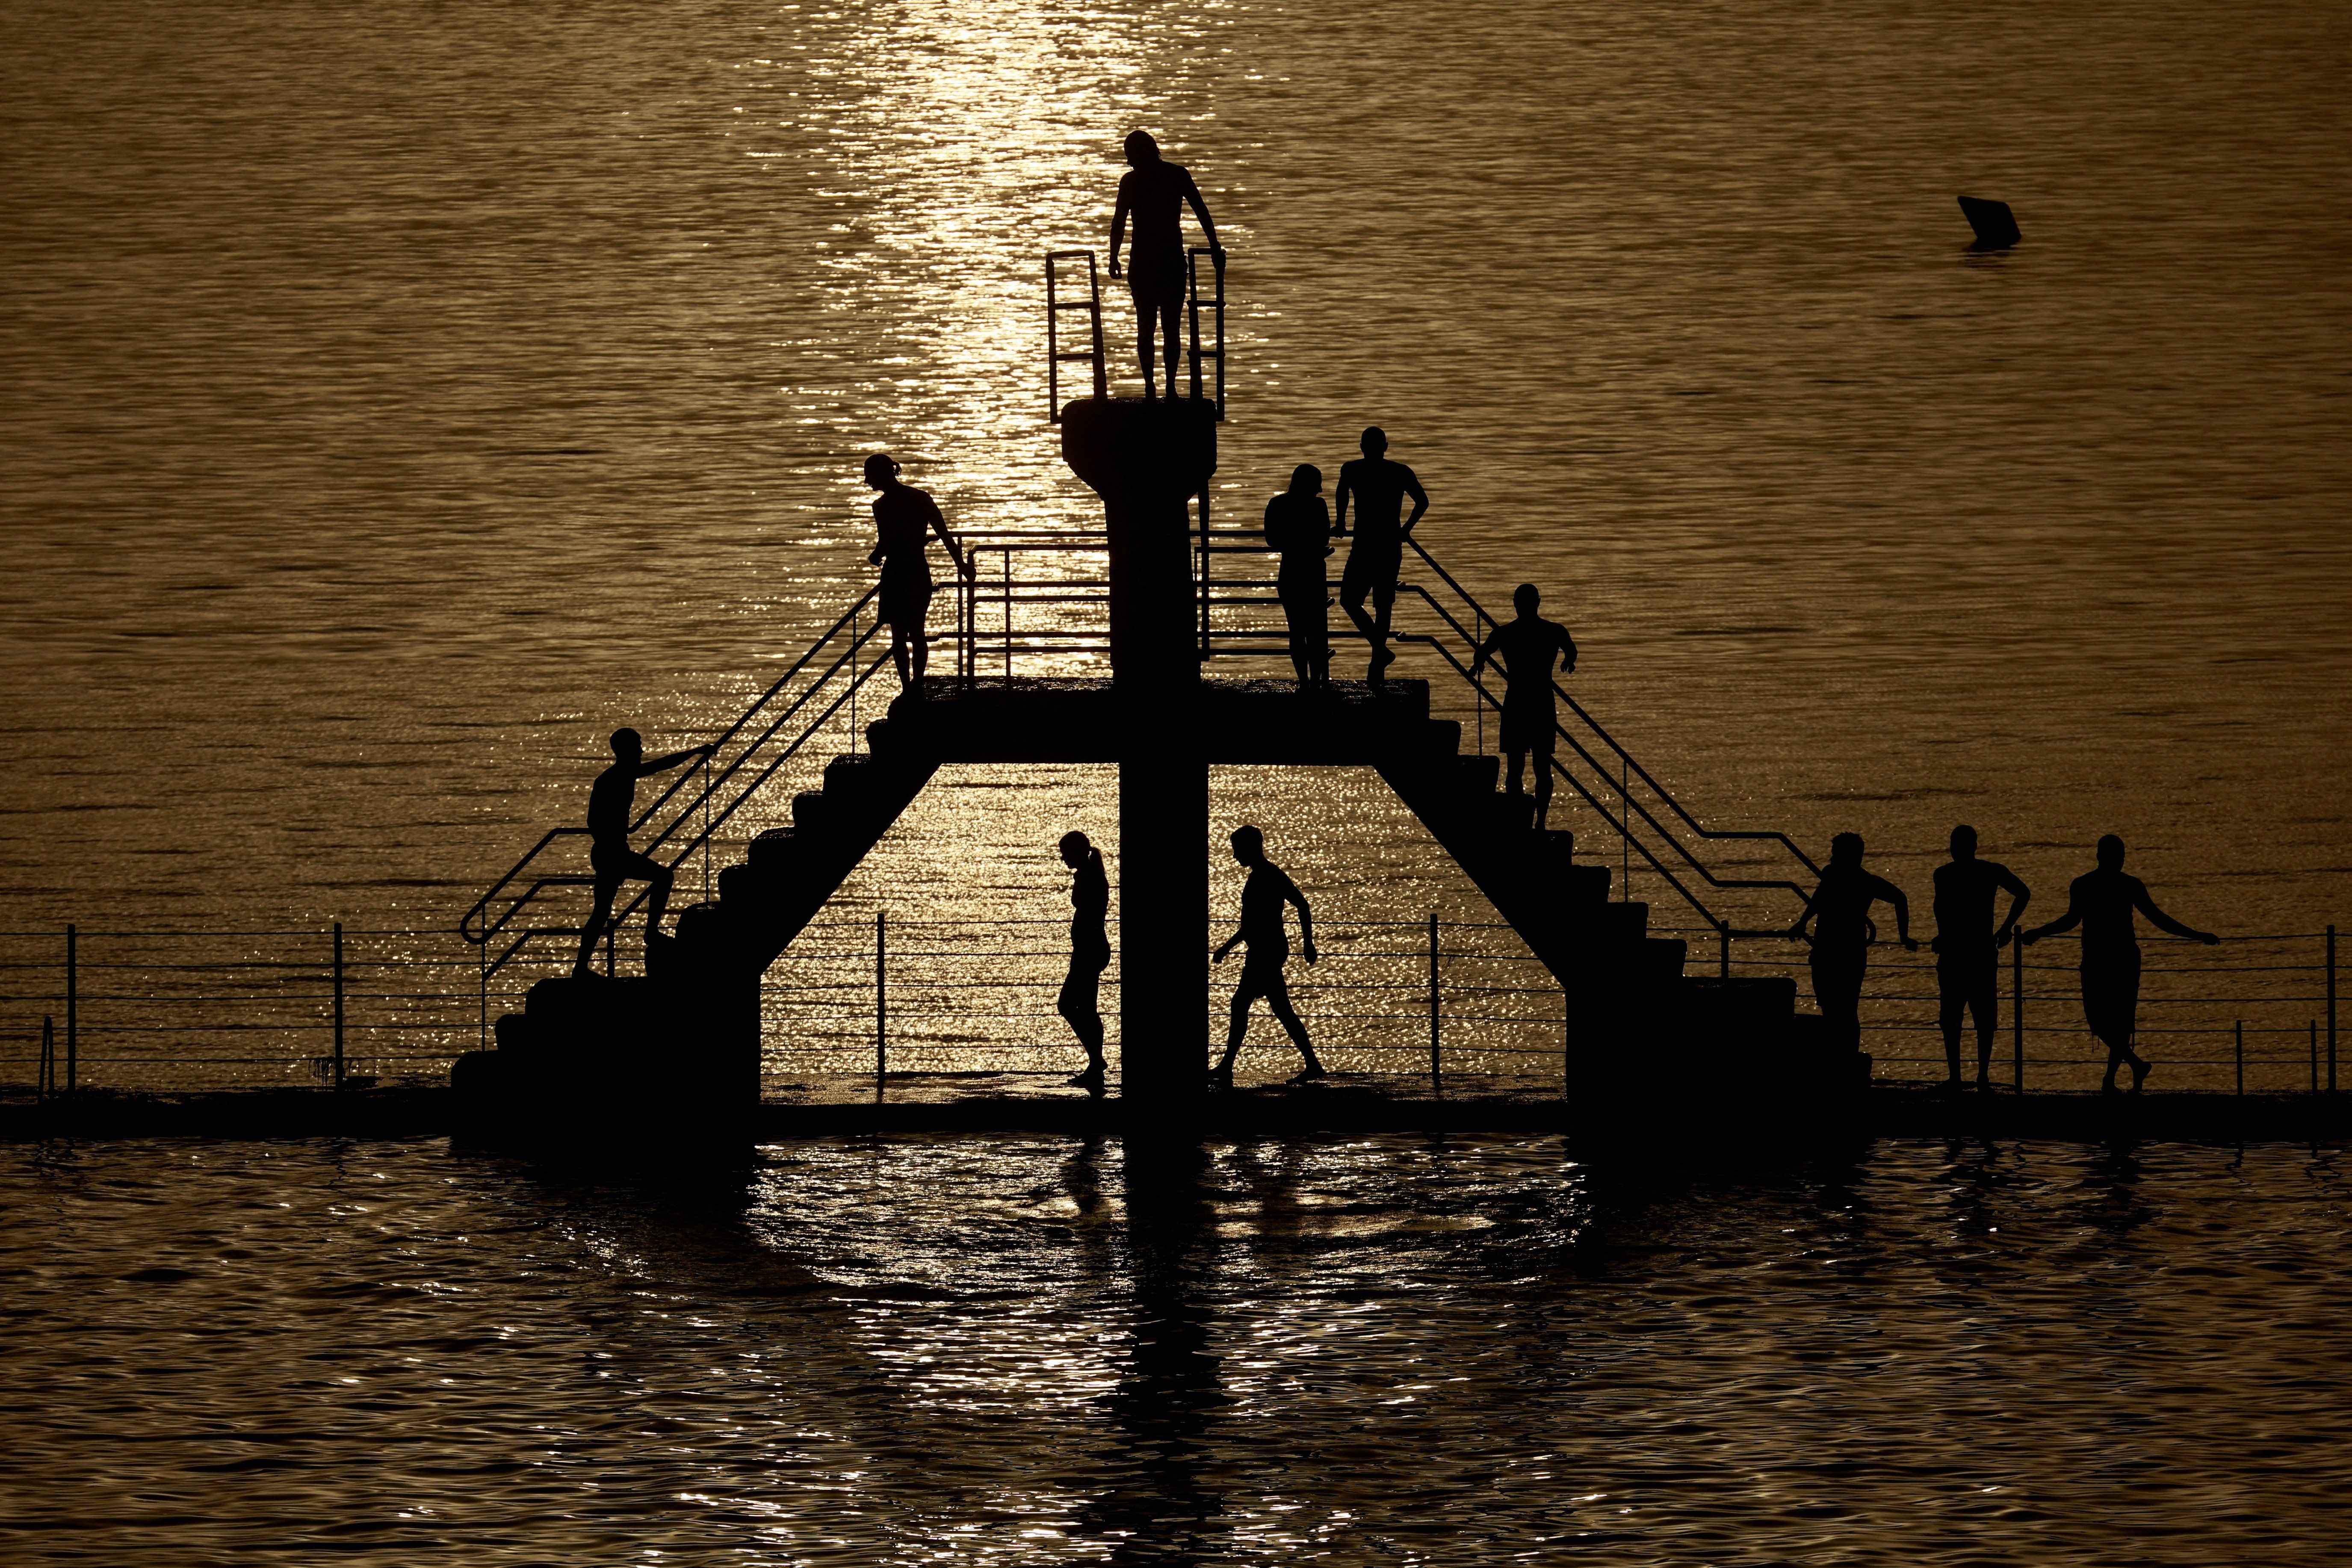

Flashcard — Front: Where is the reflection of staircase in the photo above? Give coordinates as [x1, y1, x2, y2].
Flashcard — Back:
[460, 676, 1835, 1137]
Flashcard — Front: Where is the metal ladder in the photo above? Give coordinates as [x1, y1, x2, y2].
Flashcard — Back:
[1045, 250, 1107, 420]
[1186, 246, 1226, 420]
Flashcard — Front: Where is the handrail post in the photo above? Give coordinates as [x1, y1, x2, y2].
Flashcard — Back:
[479, 942, 490, 1053]
[1198, 493, 1212, 661]
[2234, 1019, 2244, 1096]
[2326, 925, 2337, 1093]
[875, 911, 888, 1095]
[2311, 1019, 2319, 1096]
[2011, 930, 2025, 1091]
[39, 1016, 54, 1101]
[1427, 911, 1440, 1084]
[1717, 920, 1730, 979]
[1002, 548, 1012, 681]
[331, 922, 346, 1093]
[65, 923, 76, 1096]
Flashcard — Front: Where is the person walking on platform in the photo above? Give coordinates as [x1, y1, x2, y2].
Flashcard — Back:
[1788, 833, 1915, 1056]
[1211, 826, 1324, 1087]
[863, 453, 970, 691]
[1056, 831, 1112, 1090]
[2021, 835, 2220, 1095]
[1265, 464, 1334, 688]
[1333, 427, 1428, 687]
[1471, 583, 1578, 829]
[572, 727, 716, 978]
[1931, 825, 2031, 1093]
[1106, 130, 1223, 401]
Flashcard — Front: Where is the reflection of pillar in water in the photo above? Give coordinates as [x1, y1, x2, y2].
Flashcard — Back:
[1060, 398, 1216, 1119]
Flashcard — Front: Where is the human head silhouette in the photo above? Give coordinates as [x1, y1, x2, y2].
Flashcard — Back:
[1513, 583, 1539, 616]
[1289, 463, 1322, 495]
[1360, 426, 1388, 458]
[1058, 830, 1094, 868]
[1123, 130, 1160, 166]
[610, 727, 642, 761]
[862, 452, 899, 489]
[1829, 831, 1864, 868]
[1230, 824, 1265, 865]
[2097, 834, 2126, 870]
[1950, 824, 1978, 859]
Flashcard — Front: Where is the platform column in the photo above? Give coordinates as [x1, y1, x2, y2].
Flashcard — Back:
[1061, 398, 1217, 1119]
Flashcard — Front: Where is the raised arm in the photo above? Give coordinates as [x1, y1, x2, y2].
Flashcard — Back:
[637, 744, 715, 777]
[2134, 885, 2220, 945]
[1400, 468, 1430, 536]
[1992, 866, 2032, 945]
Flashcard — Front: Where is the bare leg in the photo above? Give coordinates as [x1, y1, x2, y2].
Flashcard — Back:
[1532, 759, 1554, 830]
[909, 627, 929, 687]
[1158, 300, 1182, 400]
[574, 875, 620, 976]
[1266, 982, 1321, 1077]
[890, 626, 913, 686]
[1058, 973, 1106, 1080]
[641, 864, 675, 941]
[1217, 988, 1251, 1074]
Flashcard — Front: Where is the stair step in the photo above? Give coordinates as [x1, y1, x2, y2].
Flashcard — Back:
[1557, 862, 1612, 904]
[1636, 936, 1687, 983]
[822, 753, 874, 792]
[747, 827, 796, 868]
[1455, 754, 1500, 794]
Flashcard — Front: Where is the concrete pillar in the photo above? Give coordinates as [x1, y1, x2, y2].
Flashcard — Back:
[1061, 398, 1216, 1118]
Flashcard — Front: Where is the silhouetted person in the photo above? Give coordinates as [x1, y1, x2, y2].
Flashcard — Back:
[572, 727, 715, 977]
[1788, 832, 1915, 1055]
[2022, 834, 2220, 1095]
[1931, 824, 2030, 1093]
[1264, 463, 1333, 688]
[1107, 130, 1222, 401]
[863, 453, 970, 690]
[1211, 826, 1322, 1087]
[1057, 830, 1111, 1089]
[1333, 427, 1427, 685]
[1471, 583, 1578, 828]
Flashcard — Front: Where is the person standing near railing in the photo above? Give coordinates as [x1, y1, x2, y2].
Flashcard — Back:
[1931, 825, 2031, 1094]
[1106, 129, 1223, 401]
[1788, 833, 1915, 1056]
[864, 453, 971, 691]
[1057, 831, 1111, 1090]
[1211, 825, 1324, 1088]
[1264, 463, 1334, 688]
[2021, 834, 2220, 1095]
[1333, 427, 1428, 687]
[1471, 583, 1578, 830]
[572, 727, 716, 979]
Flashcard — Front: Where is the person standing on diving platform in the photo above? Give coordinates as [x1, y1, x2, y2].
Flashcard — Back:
[1107, 130, 1223, 401]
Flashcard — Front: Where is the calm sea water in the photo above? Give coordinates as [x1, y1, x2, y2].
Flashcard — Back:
[4, 1133, 2349, 1565]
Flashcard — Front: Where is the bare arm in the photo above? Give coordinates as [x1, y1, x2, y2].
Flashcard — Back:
[1108, 183, 1131, 278]
[1470, 622, 1503, 681]
[1555, 624, 1578, 677]
[2135, 886, 2220, 945]
[1183, 175, 1223, 260]
[1787, 883, 1820, 942]
[1332, 467, 1353, 534]
[1993, 867, 2031, 945]
[1881, 884, 1916, 950]
[1285, 874, 1316, 963]
[1400, 468, 1430, 536]
[2021, 886, 2082, 944]
[928, 498, 971, 580]
[636, 744, 714, 777]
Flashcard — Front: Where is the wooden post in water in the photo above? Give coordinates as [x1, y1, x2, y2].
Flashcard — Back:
[65, 923, 77, 1096]
[331, 922, 346, 1092]
[1427, 911, 1441, 1083]
[875, 912, 888, 1094]
[2011, 931, 2025, 1091]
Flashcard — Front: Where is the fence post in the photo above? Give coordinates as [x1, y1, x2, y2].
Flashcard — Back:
[1003, 550, 1012, 680]
[65, 923, 77, 1096]
[331, 922, 346, 1092]
[39, 1016, 55, 1100]
[2310, 1019, 2318, 1096]
[2327, 925, 2337, 1094]
[2011, 930, 2025, 1092]
[1427, 911, 1440, 1084]
[2234, 1019, 2244, 1097]
[875, 911, 888, 1093]
[479, 945, 490, 1053]
[1717, 921, 1731, 980]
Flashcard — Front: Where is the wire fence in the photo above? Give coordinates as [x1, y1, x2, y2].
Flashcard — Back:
[0, 917, 2338, 1101]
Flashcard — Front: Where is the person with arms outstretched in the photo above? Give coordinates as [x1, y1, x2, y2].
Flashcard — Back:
[864, 452, 970, 690]
[1056, 830, 1111, 1090]
[1931, 824, 2030, 1093]
[1788, 832, 1915, 1055]
[573, 727, 715, 978]
[1333, 427, 1428, 685]
[2021, 835, 2219, 1094]
[1211, 826, 1324, 1087]
[1107, 130, 1222, 400]
[1264, 463, 1334, 688]
[1471, 583, 1578, 828]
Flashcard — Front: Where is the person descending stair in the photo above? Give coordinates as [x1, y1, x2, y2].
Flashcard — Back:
[1056, 830, 1111, 1090]
[1471, 584, 1578, 829]
[1265, 463, 1334, 689]
[1333, 427, 1428, 686]
[1211, 825, 1324, 1088]
[1787, 833, 1915, 1057]
[2021, 835, 2221, 1096]
[572, 727, 716, 979]
[863, 452, 971, 691]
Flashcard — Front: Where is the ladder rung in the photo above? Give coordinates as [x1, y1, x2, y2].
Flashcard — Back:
[1049, 300, 1098, 310]
[1052, 352, 1102, 363]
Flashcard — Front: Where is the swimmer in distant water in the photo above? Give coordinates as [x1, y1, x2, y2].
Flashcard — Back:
[1107, 130, 1223, 400]
[2022, 835, 2219, 1095]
